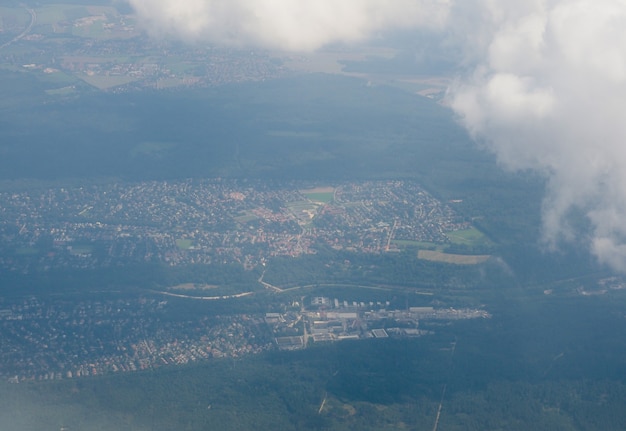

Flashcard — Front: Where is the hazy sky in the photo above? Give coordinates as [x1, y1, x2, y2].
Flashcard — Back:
[126, 0, 626, 272]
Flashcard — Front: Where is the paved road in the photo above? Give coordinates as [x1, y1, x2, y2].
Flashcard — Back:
[0, 4, 36, 50]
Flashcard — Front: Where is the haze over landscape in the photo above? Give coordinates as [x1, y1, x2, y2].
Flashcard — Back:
[127, 0, 626, 272]
[1, 1, 626, 430]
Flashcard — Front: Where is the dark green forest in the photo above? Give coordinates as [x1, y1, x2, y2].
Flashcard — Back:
[0, 69, 623, 430]
[3, 292, 626, 431]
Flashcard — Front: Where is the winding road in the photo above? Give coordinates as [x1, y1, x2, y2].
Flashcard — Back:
[0, 4, 36, 51]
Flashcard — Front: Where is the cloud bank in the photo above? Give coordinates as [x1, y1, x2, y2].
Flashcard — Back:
[449, 0, 626, 270]
[127, 0, 450, 51]
[126, 0, 626, 272]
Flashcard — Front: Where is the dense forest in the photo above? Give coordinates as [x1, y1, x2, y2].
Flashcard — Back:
[3, 295, 626, 431]
[0, 67, 621, 430]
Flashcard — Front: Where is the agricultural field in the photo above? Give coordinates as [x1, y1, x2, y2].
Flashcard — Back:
[32, 4, 138, 39]
[391, 239, 441, 249]
[0, 2, 283, 94]
[417, 249, 491, 265]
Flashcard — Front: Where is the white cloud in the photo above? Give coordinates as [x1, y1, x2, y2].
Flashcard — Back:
[450, 0, 626, 270]
[126, 0, 626, 272]
[127, 0, 450, 51]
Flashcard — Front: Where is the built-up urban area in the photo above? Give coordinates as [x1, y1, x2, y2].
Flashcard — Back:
[271, 296, 490, 350]
[0, 293, 489, 382]
[0, 178, 484, 382]
[0, 179, 470, 273]
[1, 4, 286, 91]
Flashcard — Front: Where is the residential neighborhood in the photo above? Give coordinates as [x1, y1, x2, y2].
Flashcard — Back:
[0, 179, 471, 273]
[0, 293, 489, 382]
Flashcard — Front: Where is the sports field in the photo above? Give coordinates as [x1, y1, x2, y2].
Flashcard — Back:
[301, 186, 335, 203]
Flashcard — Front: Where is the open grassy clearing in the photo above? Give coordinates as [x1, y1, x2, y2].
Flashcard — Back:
[40, 71, 78, 86]
[58, 5, 90, 21]
[233, 212, 259, 223]
[175, 239, 194, 250]
[39, 69, 75, 81]
[62, 55, 134, 64]
[72, 20, 107, 38]
[417, 249, 491, 265]
[69, 244, 93, 255]
[301, 186, 335, 194]
[165, 61, 198, 74]
[35, 5, 72, 27]
[302, 191, 334, 203]
[15, 247, 39, 256]
[391, 239, 442, 250]
[287, 201, 319, 210]
[0, 7, 31, 32]
[447, 227, 492, 246]
[0, 64, 23, 73]
[77, 73, 138, 89]
[1, 44, 38, 57]
[155, 77, 200, 89]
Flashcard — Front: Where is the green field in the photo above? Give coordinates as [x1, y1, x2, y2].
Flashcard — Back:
[41, 71, 79, 89]
[447, 227, 492, 246]
[165, 61, 198, 74]
[391, 239, 442, 250]
[302, 191, 334, 203]
[0, 7, 31, 32]
[35, 5, 75, 27]
[15, 247, 39, 256]
[234, 215, 258, 223]
[175, 239, 194, 250]
[69, 244, 93, 255]
[391, 230, 491, 252]
[287, 201, 319, 211]
[417, 249, 491, 265]
[78, 73, 138, 90]
[299, 187, 334, 203]
[46, 86, 76, 96]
